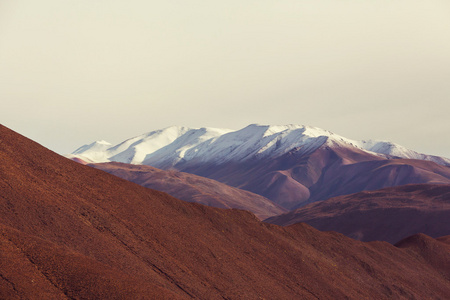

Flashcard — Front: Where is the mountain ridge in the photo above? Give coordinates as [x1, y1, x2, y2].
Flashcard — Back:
[68, 124, 450, 167]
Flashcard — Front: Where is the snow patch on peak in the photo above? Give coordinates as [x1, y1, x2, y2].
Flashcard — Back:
[357, 140, 450, 166]
[176, 124, 335, 164]
[141, 126, 234, 166]
[360, 140, 400, 154]
[261, 124, 305, 138]
[72, 140, 111, 154]
[71, 140, 113, 163]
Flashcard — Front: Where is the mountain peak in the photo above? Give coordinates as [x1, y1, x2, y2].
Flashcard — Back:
[72, 140, 112, 154]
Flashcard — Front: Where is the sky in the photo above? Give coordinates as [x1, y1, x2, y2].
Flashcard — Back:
[1, 0, 449, 157]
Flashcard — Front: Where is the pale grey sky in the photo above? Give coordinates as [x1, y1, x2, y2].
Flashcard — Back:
[1, 0, 449, 157]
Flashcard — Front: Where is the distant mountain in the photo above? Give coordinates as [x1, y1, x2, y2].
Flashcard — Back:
[69, 124, 450, 209]
[69, 124, 450, 167]
[91, 162, 286, 220]
[299, 156, 450, 207]
[2, 124, 450, 299]
[265, 184, 450, 244]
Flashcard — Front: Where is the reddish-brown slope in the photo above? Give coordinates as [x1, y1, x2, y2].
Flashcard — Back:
[1, 124, 450, 299]
[0, 224, 180, 299]
[177, 145, 450, 209]
[90, 162, 286, 220]
[396, 233, 450, 280]
[266, 184, 450, 244]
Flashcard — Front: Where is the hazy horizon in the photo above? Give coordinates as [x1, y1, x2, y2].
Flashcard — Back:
[1, 1, 449, 157]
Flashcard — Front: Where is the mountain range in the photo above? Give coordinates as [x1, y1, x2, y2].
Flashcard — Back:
[2, 124, 450, 298]
[69, 124, 450, 209]
[69, 124, 450, 167]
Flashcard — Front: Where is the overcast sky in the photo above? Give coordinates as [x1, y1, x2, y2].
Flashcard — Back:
[1, 0, 449, 157]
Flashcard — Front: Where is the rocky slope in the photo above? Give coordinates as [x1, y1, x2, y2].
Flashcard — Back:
[91, 162, 286, 220]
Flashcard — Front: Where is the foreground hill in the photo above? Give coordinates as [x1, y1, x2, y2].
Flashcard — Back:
[265, 184, 450, 243]
[90, 162, 286, 220]
[69, 124, 450, 209]
[1, 124, 450, 299]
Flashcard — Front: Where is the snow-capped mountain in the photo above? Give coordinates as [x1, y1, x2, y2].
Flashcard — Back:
[68, 124, 450, 167]
[69, 124, 450, 209]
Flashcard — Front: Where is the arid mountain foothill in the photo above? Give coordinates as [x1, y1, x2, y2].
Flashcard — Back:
[91, 162, 286, 220]
[266, 184, 450, 243]
[1, 125, 450, 299]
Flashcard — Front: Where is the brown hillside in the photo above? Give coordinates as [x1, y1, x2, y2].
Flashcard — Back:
[90, 162, 286, 220]
[0, 124, 449, 299]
